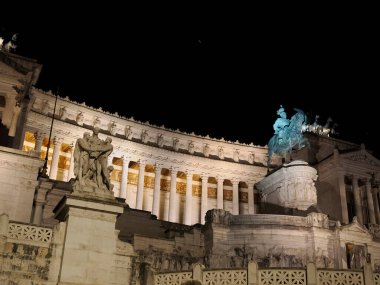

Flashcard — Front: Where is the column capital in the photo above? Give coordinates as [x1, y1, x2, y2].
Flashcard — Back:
[216, 176, 224, 183]
[155, 163, 163, 172]
[185, 169, 194, 176]
[34, 131, 45, 140]
[232, 178, 240, 186]
[68, 146, 75, 154]
[53, 136, 63, 145]
[247, 181, 255, 188]
[201, 173, 209, 181]
[138, 160, 146, 167]
[170, 166, 178, 174]
[122, 155, 131, 163]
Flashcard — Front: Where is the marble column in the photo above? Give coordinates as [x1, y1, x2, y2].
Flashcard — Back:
[136, 160, 146, 210]
[152, 163, 163, 218]
[338, 171, 349, 224]
[107, 154, 113, 166]
[34, 131, 44, 155]
[373, 188, 380, 224]
[119, 156, 130, 199]
[168, 167, 178, 223]
[49, 137, 62, 180]
[216, 176, 224, 209]
[201, 174, 209, 224]
[232, 179, 239, 215]
[366, 180, 376, 224]
[248, 181, 255, 214]
[184, 169, 193, 225]
[352, 175, 363, 224]
[32, 180, 52, 225]
[67, 142, 75, 181]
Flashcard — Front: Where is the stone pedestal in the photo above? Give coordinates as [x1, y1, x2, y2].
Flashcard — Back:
[256, 160, 318, 211]
[54, 194, 124, 284]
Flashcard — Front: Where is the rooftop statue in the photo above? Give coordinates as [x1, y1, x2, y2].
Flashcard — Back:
[268, 106, 308, 165]
[73, 127, 114, 194]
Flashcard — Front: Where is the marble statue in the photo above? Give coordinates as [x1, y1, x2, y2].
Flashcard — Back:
[218, 147, 224, 159]
[59, 106, 67, 120]
[157, 134, 164, 147]
[73, 127, 114, 193]
[125, 125, 133, 139]
[76, 112, 84, 126]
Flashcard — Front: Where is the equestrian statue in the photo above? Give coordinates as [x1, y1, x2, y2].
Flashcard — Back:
[268, 105, 309, 166]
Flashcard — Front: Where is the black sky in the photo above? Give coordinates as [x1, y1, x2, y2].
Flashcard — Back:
[1, 11, 379, 156]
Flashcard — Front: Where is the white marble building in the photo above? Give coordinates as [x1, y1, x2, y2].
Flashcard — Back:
[20, 87, 272, 225]
[2, 48, 380, 284]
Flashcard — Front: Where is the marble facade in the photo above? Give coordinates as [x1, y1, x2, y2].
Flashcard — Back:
[2, 49, 380, 284]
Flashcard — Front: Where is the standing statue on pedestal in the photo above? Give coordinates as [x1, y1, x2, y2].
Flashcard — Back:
[73, 127, 114, 194]
[268, 105, 308, 165]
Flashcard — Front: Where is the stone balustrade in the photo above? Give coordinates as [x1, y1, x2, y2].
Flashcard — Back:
[8, 222, 53, 244]
[153, 262, 376, 285]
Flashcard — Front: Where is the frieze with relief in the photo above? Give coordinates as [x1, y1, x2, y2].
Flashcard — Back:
[343, 151, 380, 167]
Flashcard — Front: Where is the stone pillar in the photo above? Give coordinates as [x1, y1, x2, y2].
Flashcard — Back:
[120, 156, 130, 200]
[352, 175, 363, 224]
[152, 163, 162, 218]
[32, 179, 53, 225]
[248, 181, 255, 214]
[216, 176, 224, 209]
[54, 195, 124, 284]
[247, 261, 259, 285]
[135, 160, 146, 210]
[184, 169, 193, 225]
[373, 188, 380, 224]
[201, 174, 209, 224]
[0, 213, 9, 252]
[364, 263, 374, 285]
[366, 180, 376, 224]
[49, 137, 62, 180]
[168, 167, 178, 222]
[192, 263, 204, 283]
[8, 103, 21, 137]
[232, 179, 239, 215]
[34, 131, 44, 155]
[67, 142, 75, 181]
[306, 262, 317, 285]
[338, 171, 349, 224]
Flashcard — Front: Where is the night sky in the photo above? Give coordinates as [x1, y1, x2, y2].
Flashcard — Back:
[1, 13, 378, 156]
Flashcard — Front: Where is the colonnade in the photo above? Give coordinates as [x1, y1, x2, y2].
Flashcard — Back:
[30, 131, 256, 225]
[339, 172, 380, 225]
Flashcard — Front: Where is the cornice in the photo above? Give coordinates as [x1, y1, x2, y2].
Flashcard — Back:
[25, 111, 266, 182]
[28, 92, 269, 166]
[31, 89, 267, 148]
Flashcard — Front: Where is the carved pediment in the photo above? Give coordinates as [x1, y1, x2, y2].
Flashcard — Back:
[341, 149, 380, 167]
[0, 61, 23, 77]
[341, 217, 372, 238]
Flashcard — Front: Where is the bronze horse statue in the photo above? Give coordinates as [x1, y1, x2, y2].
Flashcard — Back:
[268, 109, 308, 166]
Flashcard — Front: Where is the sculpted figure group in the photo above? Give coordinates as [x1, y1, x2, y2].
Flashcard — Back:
[74, 127, 114, 191]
